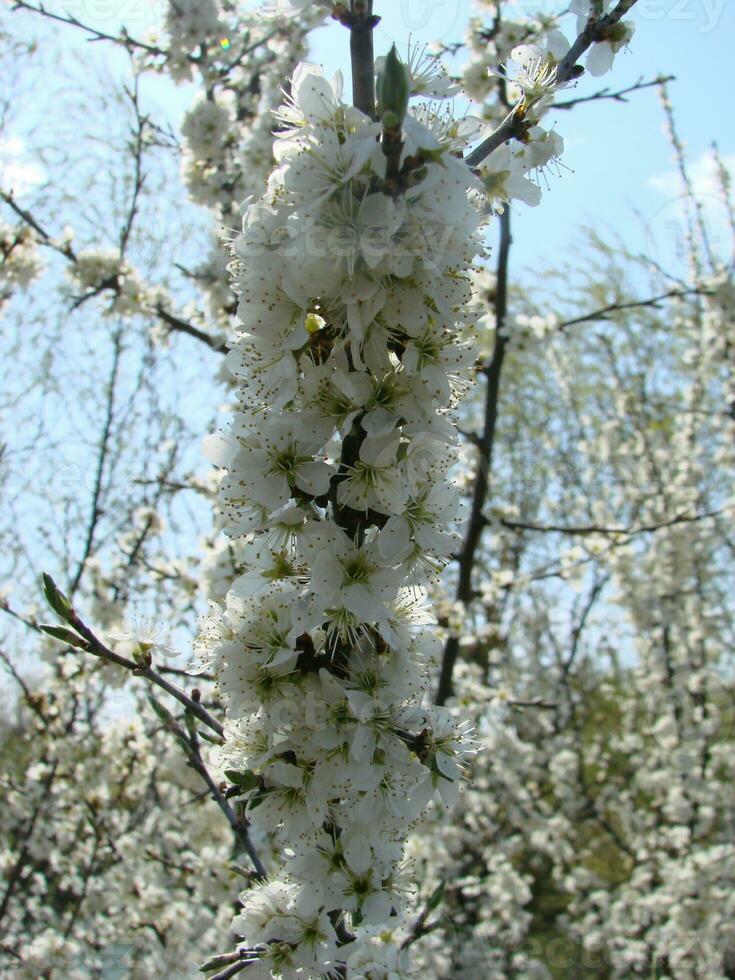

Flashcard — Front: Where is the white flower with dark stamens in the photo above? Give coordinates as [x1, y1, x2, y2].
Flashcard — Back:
[303, 523, 403, 644]
[481, 143, 543, 207]
[336, 430, 409, 515]
[222, 419, 334, 510]
[231, 537, 309, 598]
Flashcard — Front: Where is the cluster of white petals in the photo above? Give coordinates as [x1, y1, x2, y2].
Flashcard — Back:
[66, 248, 168, 317]
[463, 0, 635, 209]
[570, 0, 636, 76]
[398, 161, 735, 976]
[0, 220, 43, 307]
[0, 666, 234, 978]
[198, 60, 485, 975]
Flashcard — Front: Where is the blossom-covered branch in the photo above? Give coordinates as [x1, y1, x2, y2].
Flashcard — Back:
[40, 573, 224, 738]
[195, 0, 642, 971]
[465, 0, 639, 168]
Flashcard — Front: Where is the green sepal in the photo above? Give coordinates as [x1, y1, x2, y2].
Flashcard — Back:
[427, 880, 446, 911]
[224, 769, 260, 791]
[147, 694, 175, 725]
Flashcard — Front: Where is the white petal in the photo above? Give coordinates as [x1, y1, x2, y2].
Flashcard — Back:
[586, 42, 615, 77]
[377, 518, 413, 563]
[343, 831, 372, 874]
[296, 460, 333, 496]
[203, 431, 233, 467]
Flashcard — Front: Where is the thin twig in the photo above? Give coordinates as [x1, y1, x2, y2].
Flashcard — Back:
[11, 0, 171, 59]
[0, 190, 226, 352]
[119, 80, 147, 257]
[553, 74, 673, 110]
[0, 189, 76, 260]
[69, 332, 123, 595]
[168, 717, 267, 881]
[556, 287, 711, 331]
[497, 508, 724, 538]
[344, 0, 378, 119]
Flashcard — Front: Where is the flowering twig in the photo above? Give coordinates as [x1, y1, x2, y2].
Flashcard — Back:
[0, 189, 77, 261]
[0, 190, 225, 352]
[465, 0, 640, 168]
[497, 508, 725, 538]
[556, 287, 713, 331]
[37, 576, 274, 881]
[39, 574, 224, 738]
[11, 0, 173, 60]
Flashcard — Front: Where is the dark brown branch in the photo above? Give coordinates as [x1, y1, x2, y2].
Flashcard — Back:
[0, 189, 77, 261]
[158, 665, 216, 682]
[497, 508, 724, 538]
[180, 722, 267, 881]
[346, 1, 378, 119]
[119, 81, 147, 257]
[11, 0, 170, 59]
[563, 575, 609, 677]
[211, 961, 250, 980]
[435, 207, 512, 705]
[69, 331, 123, 595]
[0, 190, 226, 353]
[154, 305, 227, 353]
[0, 649, 47, 723]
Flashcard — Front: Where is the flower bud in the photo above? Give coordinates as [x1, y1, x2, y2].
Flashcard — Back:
[305, 312, 326, 334]
[377, 45, 410, 128]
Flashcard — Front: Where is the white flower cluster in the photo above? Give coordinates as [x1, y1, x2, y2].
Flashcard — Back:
[66, 247, 175, 319]
[464, 0, 635, 209]
[163, 0, 320, 332]
[199, 61, 484, 975]
[570, 0, 636, 77]
[0, 666, 235, 979]
[262, 0, 334, 20]
[0, 219, 43, 307]
[163, 0, 226, 82]
[401, 210, 735, 977]
[462, 6, 559, 113]
[179, 26, 313, 216]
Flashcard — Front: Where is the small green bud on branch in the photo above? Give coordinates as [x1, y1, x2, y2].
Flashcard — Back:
[39, 623, 88, 650]
[41, 572, 73, 622]
[377, 45, 410, 127]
